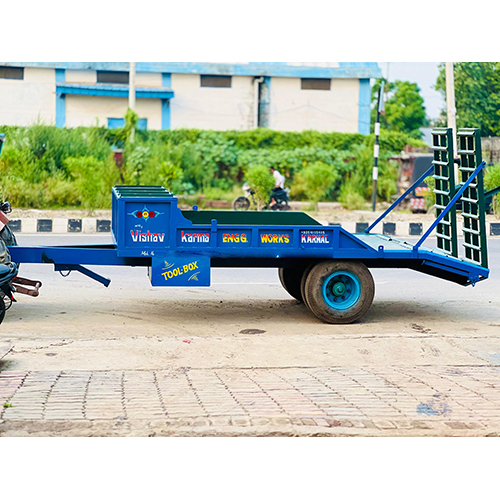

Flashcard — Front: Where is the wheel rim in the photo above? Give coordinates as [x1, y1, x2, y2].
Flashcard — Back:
[321, 270, 361, 310]
[234, 198, 249, 210]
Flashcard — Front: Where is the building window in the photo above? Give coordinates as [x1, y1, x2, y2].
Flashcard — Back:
[108, 118, 148, 130]
[200, 75, 232, 88]
[97, 71, 129, 84]
[0, 66, 24, 80]
[301, 78, 331, 90]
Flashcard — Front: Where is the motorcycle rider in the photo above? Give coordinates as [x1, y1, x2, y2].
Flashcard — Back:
[269, 167, 285, 207]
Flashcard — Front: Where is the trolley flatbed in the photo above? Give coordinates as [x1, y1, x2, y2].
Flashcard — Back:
[4, 127, 492, 324]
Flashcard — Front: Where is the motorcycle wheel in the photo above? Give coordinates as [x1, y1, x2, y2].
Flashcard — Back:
[0, 294, 5, 325]
[233, 197, 250, 211]
[272, 202, 290, 211]
[1, 225, 17, 247]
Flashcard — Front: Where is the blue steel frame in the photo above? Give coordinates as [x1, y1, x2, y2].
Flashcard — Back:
[55, 84, 174, 100]
[8, 223, 488, 287]
[365, 164, 435, 234]
[414, 161, 486, 250]
[8, 160, 490, 289]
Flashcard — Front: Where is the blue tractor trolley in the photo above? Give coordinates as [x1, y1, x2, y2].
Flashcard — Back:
[2, 128, 492, 324]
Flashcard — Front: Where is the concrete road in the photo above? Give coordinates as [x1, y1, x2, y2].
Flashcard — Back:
[2, 234, 499, 371]
[0, 234, 499, 436]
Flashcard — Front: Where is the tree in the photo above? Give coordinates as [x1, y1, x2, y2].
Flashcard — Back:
[371, 79, 428, 139]
[435, 62, 500, 136]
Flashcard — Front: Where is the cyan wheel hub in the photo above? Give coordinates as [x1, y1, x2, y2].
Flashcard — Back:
[322, 271, 361, 310]
[332, 282, 346, 296]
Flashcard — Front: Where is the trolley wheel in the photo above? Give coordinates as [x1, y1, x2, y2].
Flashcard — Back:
[278, 265, 309, 302]
[233, 197, 250, 211]
[300, 263, 315, 309]
[303, 260, 375, 324]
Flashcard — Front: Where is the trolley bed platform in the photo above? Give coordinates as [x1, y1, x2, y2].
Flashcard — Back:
[4, 127, 492, 323]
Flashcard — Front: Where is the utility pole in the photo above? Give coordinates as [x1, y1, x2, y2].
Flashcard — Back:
[445, 62, 457, 157]
[129, 62, 136, 143]
[372, 83, 385, 211]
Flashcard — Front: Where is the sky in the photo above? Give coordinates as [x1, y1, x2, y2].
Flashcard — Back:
[377, 62, 445, 121]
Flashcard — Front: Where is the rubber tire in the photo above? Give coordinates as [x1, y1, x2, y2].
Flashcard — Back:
[300, 263, 316, 310]
[278, 266, 308, 302]
[303, 260, 375, 324]
[233, 197, 250, 211]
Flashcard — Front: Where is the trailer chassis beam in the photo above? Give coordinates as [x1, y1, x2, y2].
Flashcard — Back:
[54, 264, 111, 287]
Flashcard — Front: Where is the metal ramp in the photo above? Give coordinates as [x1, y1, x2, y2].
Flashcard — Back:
[431, 128, 458, 257]
[429, 128, 488, 269]
[361, 127, 489, 286]
[457, 129, 488, 268]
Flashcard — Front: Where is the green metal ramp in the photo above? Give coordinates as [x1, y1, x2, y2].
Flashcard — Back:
[457, 129, 488, 268]
[430, 128, 488, 269]
[431, 128, 458, 257]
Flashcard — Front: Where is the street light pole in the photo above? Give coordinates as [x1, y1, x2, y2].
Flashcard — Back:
[372, 84, 385, 211]
[445, 62, 457, 158]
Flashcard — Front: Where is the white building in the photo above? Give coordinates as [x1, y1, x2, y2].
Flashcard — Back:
[0, 62, 381, 134]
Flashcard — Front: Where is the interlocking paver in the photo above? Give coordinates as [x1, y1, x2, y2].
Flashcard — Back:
[1, 366, 500, 435]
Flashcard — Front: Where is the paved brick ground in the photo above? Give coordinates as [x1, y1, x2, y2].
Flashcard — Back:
[2, 365, 500, 436]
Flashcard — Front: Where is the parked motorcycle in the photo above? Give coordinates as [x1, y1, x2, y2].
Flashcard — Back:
[233, 183, 291, 211]
[0, 136, 42, 324]
[0, 201, 42, 324]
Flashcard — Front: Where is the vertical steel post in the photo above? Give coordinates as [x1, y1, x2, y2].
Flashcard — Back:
[372, 85, 384, 211]
[254, 76, 264, 128]
[258, 77, 271, 128]
[445, 62, 457, 158]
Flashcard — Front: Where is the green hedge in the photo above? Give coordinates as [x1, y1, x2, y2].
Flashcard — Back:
[0, 124, 426, 210]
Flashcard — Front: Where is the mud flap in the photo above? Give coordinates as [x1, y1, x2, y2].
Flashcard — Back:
[149, 255, 211, 286]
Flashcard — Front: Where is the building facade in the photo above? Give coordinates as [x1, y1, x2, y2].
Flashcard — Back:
[0, 62, 382, 134]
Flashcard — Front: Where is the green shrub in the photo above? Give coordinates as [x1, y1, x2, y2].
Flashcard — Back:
[201, 186, 240, 203]
[338, 144, 397, 203]
[294, 161, 339, 209]
[491, 195, 500, 216]
[124, 145, 151, 184]
[423, 176, 436, 211]
[377, 160, 398, 202]
[140, 160, 184, 193]
[338, 177, 367, 210]
[244, 165, 275, 209]
[484, 165, 500, 216]
[0, 123, 424, 209]
[44, 174, 81, 207]
[1, 178, 46, 208]
[484, 164, 500, 191]
[64, 156, 119, 212]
